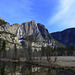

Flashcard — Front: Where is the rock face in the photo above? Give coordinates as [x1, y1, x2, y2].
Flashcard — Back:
[37, 23, 51, 40]
[21, 21, 45, 41]
[0, 19, 24, 59]
[51, 28, 75, 47]
[10, 23, 20, 35]
[0, 17, 65, 58]
[16, 21, 65, 51]
[0, 22, 19, 35]
[20, 21, 53, 42]
[21, 21, 39, 36]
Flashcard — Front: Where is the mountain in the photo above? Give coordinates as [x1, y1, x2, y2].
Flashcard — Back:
[0, 19, 24, 59]
[51, 28, 75, 47]
[20, 21, 51, 41]
[0, 17, 65, 59]
[17, 20, 65, 51]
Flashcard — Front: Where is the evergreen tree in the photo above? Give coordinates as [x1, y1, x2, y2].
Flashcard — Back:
[13, 44, 17, 60]
[2, 40, 6, 58]
[41, 46, 46, 56]
[27, 46, 32, 61]
[67, 46, 74, 56]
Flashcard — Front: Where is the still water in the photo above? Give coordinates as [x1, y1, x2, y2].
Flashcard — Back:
[0, 61, 75, 75]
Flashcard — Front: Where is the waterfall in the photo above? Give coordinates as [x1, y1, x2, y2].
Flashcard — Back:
[17, 25, 23, 42]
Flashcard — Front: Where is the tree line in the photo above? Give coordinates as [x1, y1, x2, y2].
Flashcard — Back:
[0, 39, 23, 60]
[0, 38, 75, 61]
[26, 45, 75, 62]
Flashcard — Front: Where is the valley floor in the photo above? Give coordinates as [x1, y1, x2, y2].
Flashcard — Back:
[31, 56, 75, 71]
[0, 56, 75, 70]
[34, 56, 75, 62]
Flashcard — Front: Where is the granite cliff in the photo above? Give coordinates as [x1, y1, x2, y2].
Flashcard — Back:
[0, 18, 24, 59]
[0, 18, 65, 59]
[17, 20, 65, 51]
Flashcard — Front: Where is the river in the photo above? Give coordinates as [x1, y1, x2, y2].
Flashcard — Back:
[0, 61, 75, 75]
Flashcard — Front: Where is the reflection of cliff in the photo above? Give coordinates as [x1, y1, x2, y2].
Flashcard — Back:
[0, 61, 60, 75]
[1, 61, 74, 75]
[0, 62, 23, 75]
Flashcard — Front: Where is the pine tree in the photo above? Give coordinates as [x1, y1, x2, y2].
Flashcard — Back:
[2, 40, 6, 58]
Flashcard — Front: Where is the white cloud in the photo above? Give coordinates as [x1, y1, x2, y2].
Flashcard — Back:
[49, 0, 75, 28]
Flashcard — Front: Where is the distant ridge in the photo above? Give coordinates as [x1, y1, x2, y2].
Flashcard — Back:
[51, 28, 75, 47]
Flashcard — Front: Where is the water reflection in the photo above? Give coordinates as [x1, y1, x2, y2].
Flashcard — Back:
[59, 71, 75, 75]
[0, 61, 75, 75]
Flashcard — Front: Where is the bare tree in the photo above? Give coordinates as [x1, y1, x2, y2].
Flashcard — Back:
[27, 46, 32, 61]
[46, 46, 52, 62]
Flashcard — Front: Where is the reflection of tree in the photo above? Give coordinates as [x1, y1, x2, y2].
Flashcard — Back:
[0, 61, 62, 75]
[0, 62, 6, 75]
[47, 68, 59, 75]
[12, 63, 17, 75]
[9, 62, 21, 75]
[21, 63, 32, 75]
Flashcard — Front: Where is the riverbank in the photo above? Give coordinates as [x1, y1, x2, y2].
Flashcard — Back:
[0, 58, 26, 62]
[26, 59, 75, 72]
[0, 56, 75, 71]
[27, 59, 75, 67]
[27, 56, 75, 71]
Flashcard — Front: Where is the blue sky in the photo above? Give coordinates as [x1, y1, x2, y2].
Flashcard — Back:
[0, 0, 75, 33]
